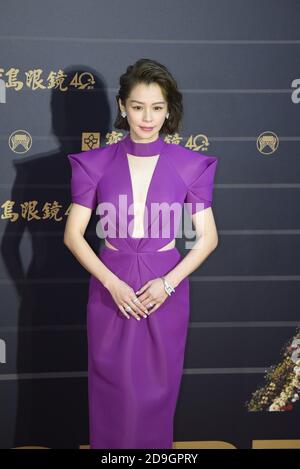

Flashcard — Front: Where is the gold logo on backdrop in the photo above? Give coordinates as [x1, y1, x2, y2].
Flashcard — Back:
[256, 131, 279, 155]
[164, 133, 183, 145]
[82, 132, 100, 151]
[9, 130, 32, 154]
[164, 133, 210, 152]
[0, 68, 96, 91]
[186, 134, 210, 152]
[0, 200, 69, 222]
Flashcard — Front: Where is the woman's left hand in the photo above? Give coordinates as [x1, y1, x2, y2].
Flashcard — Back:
[135, 278, 169, 315]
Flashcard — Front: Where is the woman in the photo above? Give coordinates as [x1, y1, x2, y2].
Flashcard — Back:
[64, 58, 219, 449]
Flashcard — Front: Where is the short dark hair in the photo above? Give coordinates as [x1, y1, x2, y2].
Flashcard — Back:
[114, 58, 183, 135]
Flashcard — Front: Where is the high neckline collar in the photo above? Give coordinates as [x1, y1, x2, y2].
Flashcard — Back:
[121, 133, 165, 157]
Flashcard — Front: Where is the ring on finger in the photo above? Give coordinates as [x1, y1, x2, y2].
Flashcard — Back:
[129, 300, 148, 319]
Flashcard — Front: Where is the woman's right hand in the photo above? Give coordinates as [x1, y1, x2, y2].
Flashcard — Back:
[106, 278, 149, 321]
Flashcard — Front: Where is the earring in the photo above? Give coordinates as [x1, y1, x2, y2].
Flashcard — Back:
[121, 111, 127, 118]
[165, 113, 169, 119]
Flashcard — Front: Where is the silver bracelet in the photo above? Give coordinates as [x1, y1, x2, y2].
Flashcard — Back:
[161, 276, 175, 296]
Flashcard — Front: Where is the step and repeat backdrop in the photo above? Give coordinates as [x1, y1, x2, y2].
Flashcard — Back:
[0, 0, 300, 449]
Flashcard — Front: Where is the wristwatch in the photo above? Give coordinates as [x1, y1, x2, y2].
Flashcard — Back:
[161, 276, 175, 296]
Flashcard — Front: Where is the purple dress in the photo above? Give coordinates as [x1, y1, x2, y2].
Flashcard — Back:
[67, 133, 218, 449]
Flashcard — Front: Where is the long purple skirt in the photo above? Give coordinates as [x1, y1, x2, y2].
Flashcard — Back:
[87, 245, 190, 449]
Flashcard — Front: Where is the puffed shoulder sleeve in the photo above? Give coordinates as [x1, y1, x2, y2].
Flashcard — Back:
[184, 152, 218, 214]
[67, 150, 98, 209]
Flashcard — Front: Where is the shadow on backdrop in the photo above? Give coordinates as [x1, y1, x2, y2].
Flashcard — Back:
[1, 65, 110, 448]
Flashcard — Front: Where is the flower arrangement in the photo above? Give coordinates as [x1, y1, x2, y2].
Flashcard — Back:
[245, 327, 300, 411]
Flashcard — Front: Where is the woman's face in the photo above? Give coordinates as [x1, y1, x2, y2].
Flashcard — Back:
[119, 82, 168, 143]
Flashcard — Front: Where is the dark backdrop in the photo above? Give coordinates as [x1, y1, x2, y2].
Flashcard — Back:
[0, 0, 299, 449]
